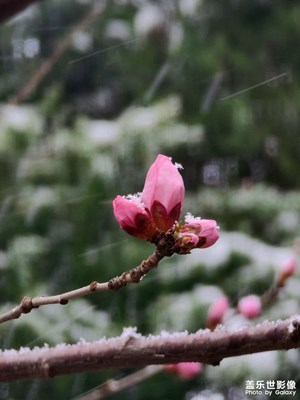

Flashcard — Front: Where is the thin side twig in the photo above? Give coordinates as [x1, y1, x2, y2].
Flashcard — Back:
[0, 249, 164, 324]
[0, 317, 300, 382]
[78, 365, 164, 400]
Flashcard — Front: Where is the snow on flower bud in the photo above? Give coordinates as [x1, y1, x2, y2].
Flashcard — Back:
[112, 155, 220, 253]
[142, 154, 184, 231]
[238, 295, 262, 319]
[112, 195, 156, 240]
[206, 297, 229, 330]
[164, 362, 202, 380]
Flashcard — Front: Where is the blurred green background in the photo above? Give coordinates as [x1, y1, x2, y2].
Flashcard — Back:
[0, 0, 300, 399]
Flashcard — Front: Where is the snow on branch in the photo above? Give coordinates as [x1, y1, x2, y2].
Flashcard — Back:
[0, 317, 300, 382]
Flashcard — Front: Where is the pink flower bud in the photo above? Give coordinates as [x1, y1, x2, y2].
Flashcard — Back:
[238, 295, 262, 319]
[112, 155, 220, 252]
[142, 154, 184, 231]
[278, 257, 297, 286]
[164, 362, 202, 380]
[177, 214, 219, 251]
[194, 219, 219, 248]
[206, 297, 229, 329]
[112, 195, 156, 240]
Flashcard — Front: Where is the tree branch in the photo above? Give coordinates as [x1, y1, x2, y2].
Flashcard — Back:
[0, 317, 300, 382]
[0, 249, 164, 324]
[8, 1, 107, 104]
[79, 366, 164, 400]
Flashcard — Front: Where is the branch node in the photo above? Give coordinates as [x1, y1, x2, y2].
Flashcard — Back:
[59, 298, 68, 305]
[155, 232, 176, 257]
[108, 275, 127, 291]
[21, 296, 34, 314]
[89, 281, 98, 291]
[130, 267, 142, 283]
[41, 362, 54, 378]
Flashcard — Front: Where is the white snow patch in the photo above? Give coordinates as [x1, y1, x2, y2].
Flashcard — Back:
[287, 315, 300, 334]
[288, 322, 295, 334]
[124, 192, 145, 208]
[174, 162, 184, 170]
[159, 330, 189, 339]
[184, 212, 201, 223]
[121, 326, 142, 339]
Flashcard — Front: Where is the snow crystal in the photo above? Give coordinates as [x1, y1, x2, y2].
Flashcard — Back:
[184, 212, 201, 223]
[121, 326, 142, 339]
[195, 328, 211, 335]
[159, 330, 189, 338]
[287, 315, 300, 334]
[78, 337, 88, 345]
[54, 342, 69, 350]
[288, 323, 295, 334]
[1, 348, 19, 357]
[175, 162, 184, 170]
[124, 192, 145, 208]
[17, 346, 31, 355]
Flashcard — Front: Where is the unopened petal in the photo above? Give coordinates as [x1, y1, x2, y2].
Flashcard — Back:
[142, 154, 184, 230]
[196, 219, 219, 248]
[113, 195, 155, 240]
[181, 219, 219, 249]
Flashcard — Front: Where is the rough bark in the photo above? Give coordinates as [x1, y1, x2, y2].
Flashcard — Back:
[0, 317, 299, 382]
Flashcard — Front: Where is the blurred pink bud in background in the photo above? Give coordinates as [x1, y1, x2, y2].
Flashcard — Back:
[238, 295, 262, 319]
[206, 296, 229, 329]
[164, 362, 202, 380]
[278, 257, 297, 286]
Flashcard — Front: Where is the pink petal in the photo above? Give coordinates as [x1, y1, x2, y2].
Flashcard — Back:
[197, 219, 219, 248]
[112, 195, 154, 240]
[142, 155, 184, 230]
[181, 219, 219, 249]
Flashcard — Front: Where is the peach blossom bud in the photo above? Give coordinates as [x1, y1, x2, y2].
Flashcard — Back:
[112, 154, 220, 252]
[278, 257, 297, 286]
[238, 295, 262, 319]
[206, 297, 229, 329]
[164, 362, 202, 380]
[177, 214, 219, 251]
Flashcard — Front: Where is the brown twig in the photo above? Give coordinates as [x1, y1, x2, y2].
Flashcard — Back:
[0, 317, 300, 382]
[79, 365, 164, 400]
[0, 248, 164, 324]
[8, 1, 107, 104]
